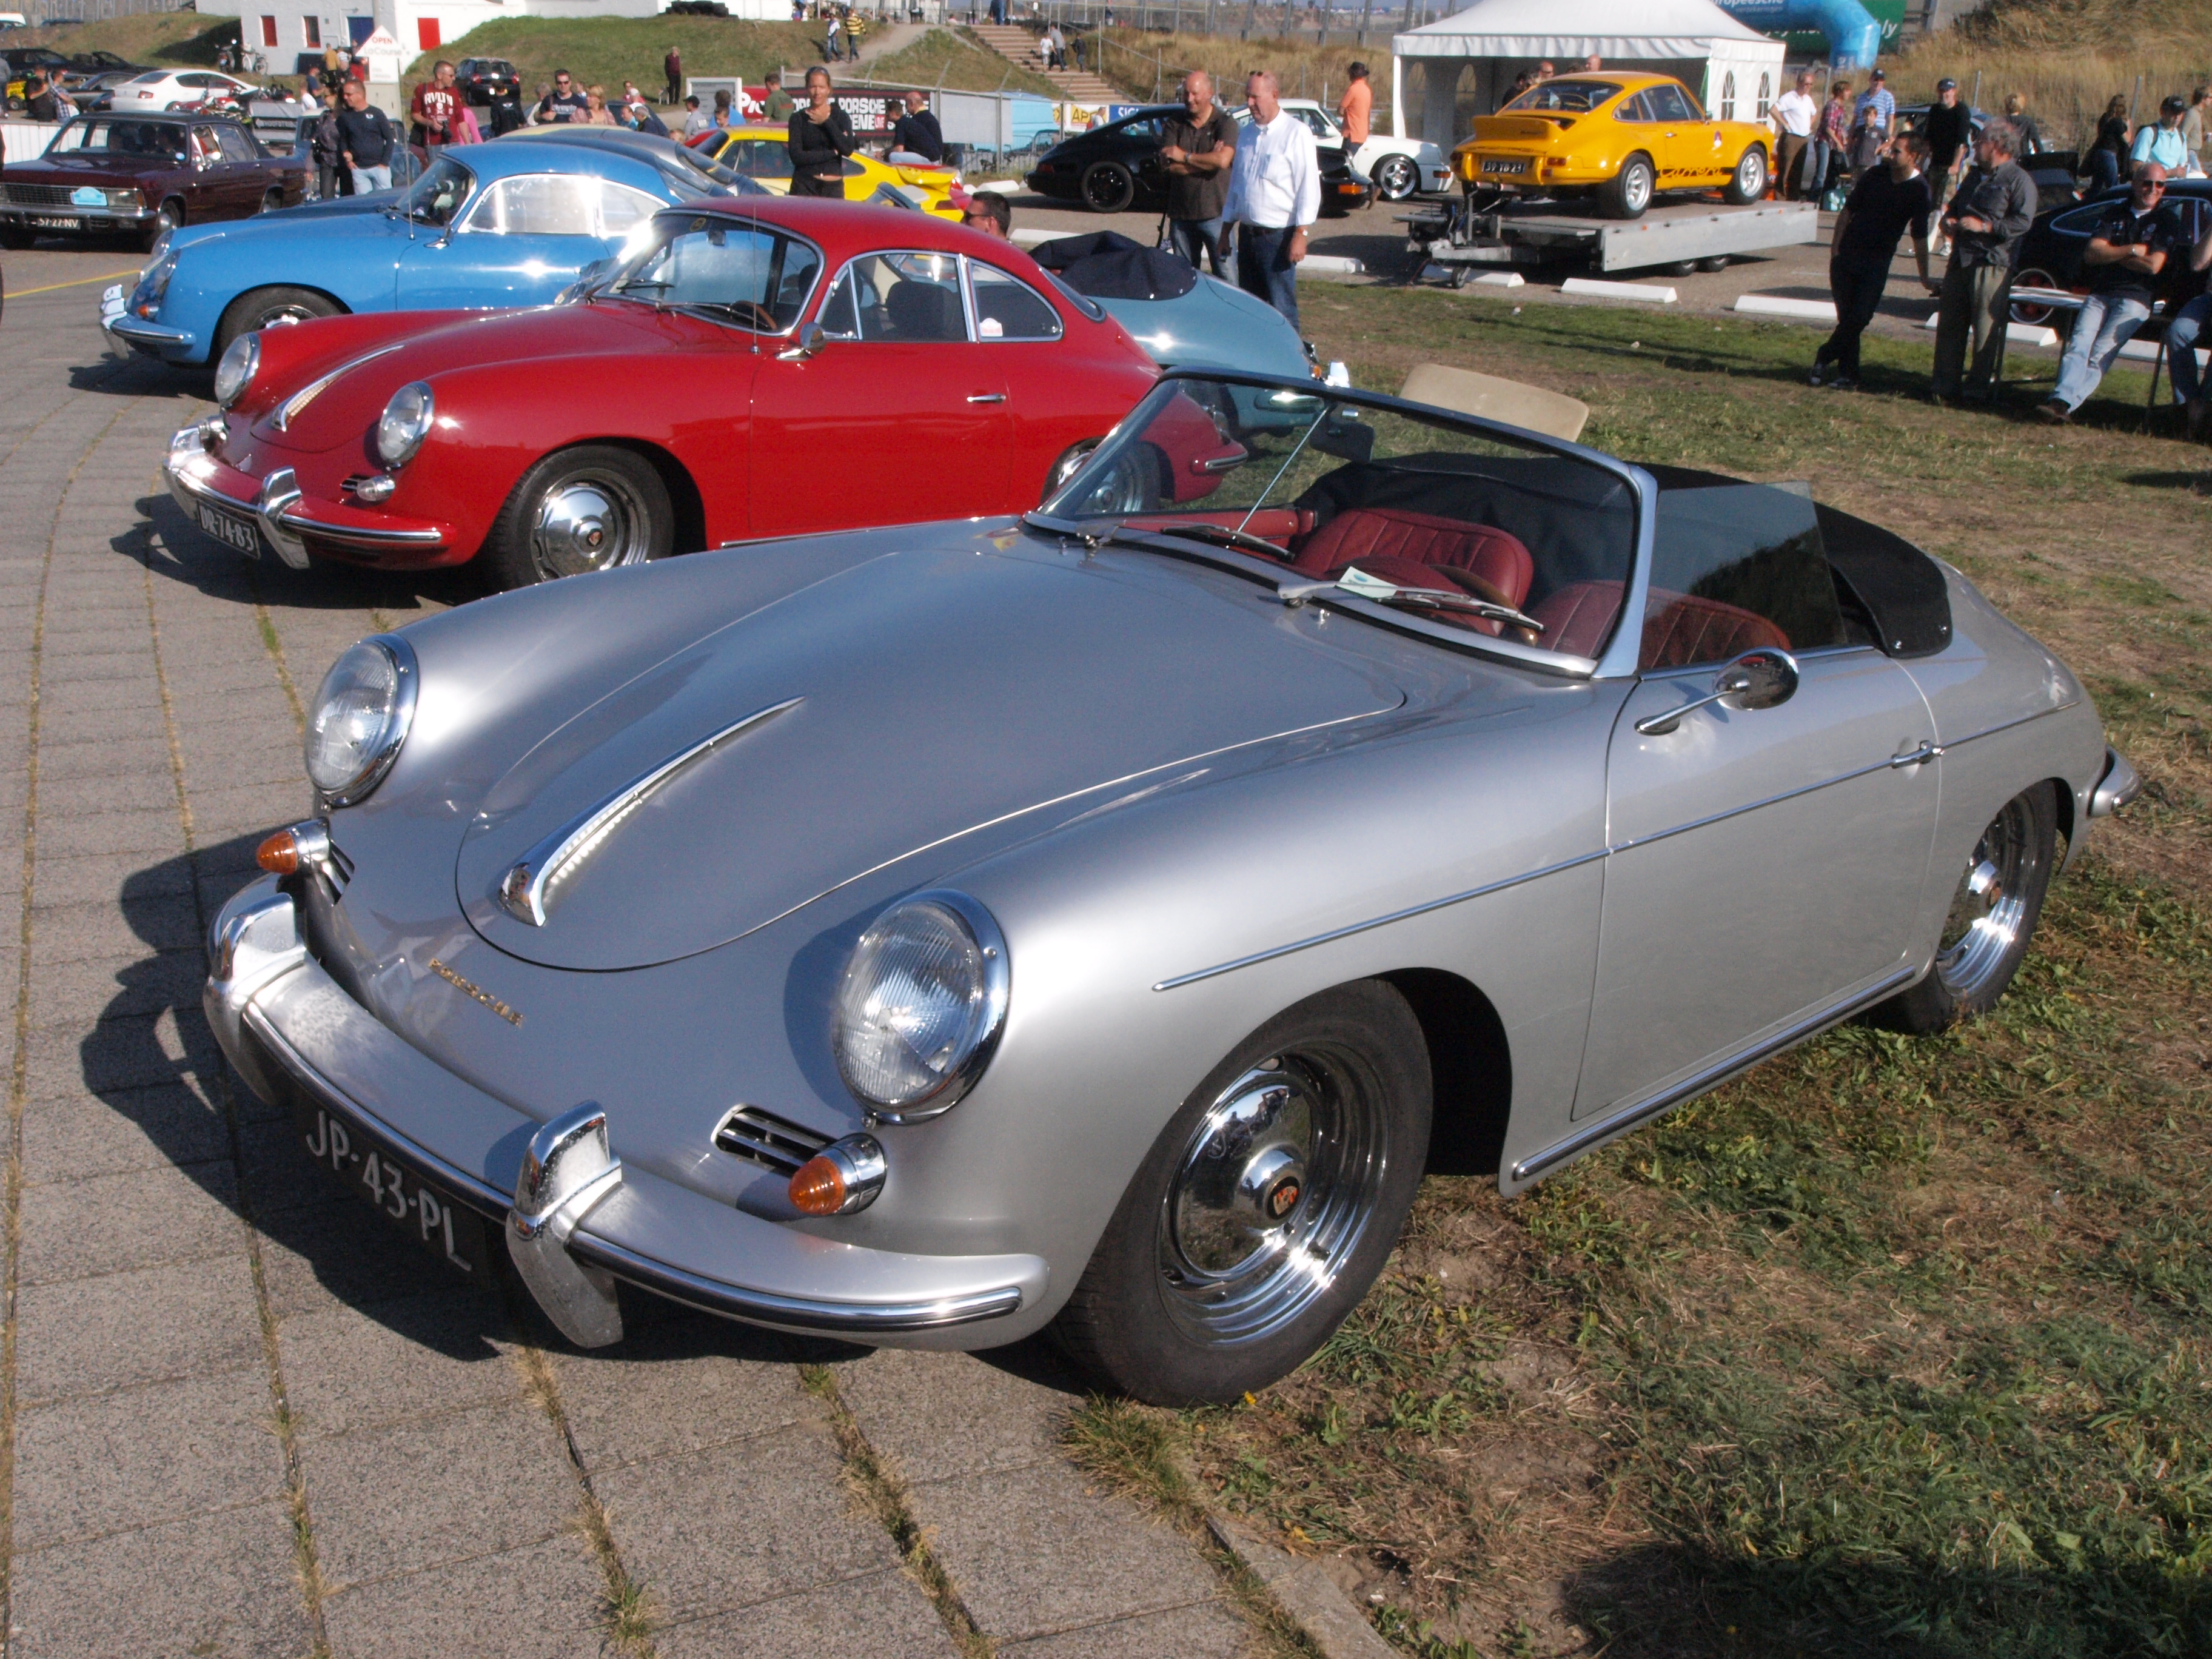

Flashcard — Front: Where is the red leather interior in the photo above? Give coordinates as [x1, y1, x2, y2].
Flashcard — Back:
[1289, 508, 1535, 607]
[1641, 592, 1789, 668]
[1525, 582, 1789, 666]
[1126, 508, 1315, 545]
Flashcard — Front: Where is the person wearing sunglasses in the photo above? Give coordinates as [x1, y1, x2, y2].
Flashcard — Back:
[2039, 163, 2182, 422]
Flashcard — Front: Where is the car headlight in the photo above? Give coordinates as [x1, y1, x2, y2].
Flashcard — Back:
[129, 247, 175, 318]
[832, 891, 1008, 1122]
[212, 331, 258, 407]
[375, 381, 434, 468]
[304, 634, 417, 805]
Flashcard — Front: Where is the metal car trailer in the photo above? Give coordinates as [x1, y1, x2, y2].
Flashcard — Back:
[1405, 196, 1820, 280]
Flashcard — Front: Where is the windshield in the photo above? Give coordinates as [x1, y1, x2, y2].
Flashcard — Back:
[604, 213, 822, 331]
[397, 155, 473, 223]
[52, 117, 186, 156]
[1041, 376, 1641, 663]
[1504, 79, 1621, 114]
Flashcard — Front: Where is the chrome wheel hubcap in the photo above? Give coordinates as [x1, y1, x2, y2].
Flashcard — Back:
[531, 475, 649, 581]
[1158, 1045, 1389, 1346]
[1935, 796, 2037, 999]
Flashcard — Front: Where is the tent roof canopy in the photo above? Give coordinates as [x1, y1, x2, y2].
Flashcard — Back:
[1392, 0, 1777, 59]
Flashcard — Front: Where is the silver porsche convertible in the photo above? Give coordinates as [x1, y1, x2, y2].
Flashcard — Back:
[203, 370, 2140, 1404]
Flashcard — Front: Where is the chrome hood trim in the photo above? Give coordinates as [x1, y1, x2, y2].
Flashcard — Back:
[498, 697, 803, 926]
[273, 341, 409, 432]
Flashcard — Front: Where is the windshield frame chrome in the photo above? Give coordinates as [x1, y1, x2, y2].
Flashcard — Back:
[603, 207, 824, 338]
[1033, 367, 1656, 681]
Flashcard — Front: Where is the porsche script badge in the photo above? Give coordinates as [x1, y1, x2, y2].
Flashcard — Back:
[429, 957, 523, 1027]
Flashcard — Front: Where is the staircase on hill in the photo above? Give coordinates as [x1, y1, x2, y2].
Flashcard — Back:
[967, 22, 1125, 103]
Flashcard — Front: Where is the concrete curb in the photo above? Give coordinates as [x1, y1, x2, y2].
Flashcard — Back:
[1918, 310, 2058, 349]
[1734, 293, 1837, 322]
[1206, 1512, 1398, 1659]
[1561, 276, 1677, 304]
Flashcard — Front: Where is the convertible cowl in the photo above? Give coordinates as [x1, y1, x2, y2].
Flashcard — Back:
[450, 537, 1406, 970]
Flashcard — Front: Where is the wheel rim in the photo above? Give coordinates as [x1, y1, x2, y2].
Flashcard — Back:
[1378, 157, 1415, 198]
[1083, 166, 1130, 212]
[1738, 152, 1764, 195]
[252, 301, 315, 331]
[1625, 164, 1652, 212]
[1155, 1043, 1391, 1347]
[529, 472, 654, 581]
[1934, 796, 2039, 1000]
[2011, 268, 2056, 326]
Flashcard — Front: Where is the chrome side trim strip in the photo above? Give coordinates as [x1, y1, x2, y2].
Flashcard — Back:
[1937, 702, 2079, 752]
[1154, 847, 1610, 991]
[1609, 749, 1913, 855]
[498, 696, 804, 927]
[240, 998, 514, 1218]
[1509, 964, 1919, 1184]
[564, 1232, 1026, 1332]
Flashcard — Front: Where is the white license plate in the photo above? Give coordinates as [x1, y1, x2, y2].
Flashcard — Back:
[199, 501, 261, 556]
[30, 215, 82, 229]
[1481, 157, 1529, 176]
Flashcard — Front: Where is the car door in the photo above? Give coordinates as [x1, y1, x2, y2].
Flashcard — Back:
[965, 258, 1079, 505]
[184, 124, 229, 217]
[749, 250, 1010, 538]
[1573, 481, 1940, 1123]
[397, 172, 652, 309]
[1638, 82, 1706, 186]
[212, 122, 265, 214]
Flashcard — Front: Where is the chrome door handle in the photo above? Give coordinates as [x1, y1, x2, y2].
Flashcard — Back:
[966, 392, 1006, 403]
[1889, 740, 1942, 768]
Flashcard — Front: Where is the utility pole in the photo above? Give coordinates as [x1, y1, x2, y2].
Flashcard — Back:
[1356, 0, 1371, 46]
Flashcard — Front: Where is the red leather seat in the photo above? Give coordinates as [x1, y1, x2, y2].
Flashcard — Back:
[1290, 508, 1535, 607]
[1523, 583, 1789, 666]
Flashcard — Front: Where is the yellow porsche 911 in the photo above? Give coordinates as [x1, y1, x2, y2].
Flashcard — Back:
[1451, 73, 1771, 220]
[689, 126, 964, 220]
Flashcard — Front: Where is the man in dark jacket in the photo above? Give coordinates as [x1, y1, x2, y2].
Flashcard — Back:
[336, 78, 397, 195]
[1931, 118, 2037, 402]
[1919, 77, 1972, 249]
[22, 72, 58, 124]
[663, 46, 682, 106]
[887, 90, 942, 163]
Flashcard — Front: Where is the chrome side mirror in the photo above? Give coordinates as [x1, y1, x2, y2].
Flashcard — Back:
[1635, 646, 1800, 737]
[777, 322, 826, 362]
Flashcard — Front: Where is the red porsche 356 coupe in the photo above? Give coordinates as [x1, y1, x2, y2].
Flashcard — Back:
[163, 198, 1161, 588]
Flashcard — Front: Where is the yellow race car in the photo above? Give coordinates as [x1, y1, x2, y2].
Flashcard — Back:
[1452, 73, 1771, 220]
[689, 126, 964, 220]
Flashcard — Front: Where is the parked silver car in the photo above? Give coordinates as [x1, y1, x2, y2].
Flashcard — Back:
[203, 370, 2139, 1403]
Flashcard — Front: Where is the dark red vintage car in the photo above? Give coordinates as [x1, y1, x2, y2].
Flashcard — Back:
[1, 112, 307, 251]
[162, 196, 1163, 588]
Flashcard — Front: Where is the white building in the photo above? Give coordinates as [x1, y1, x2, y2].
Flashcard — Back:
[197, 0, 787, 78]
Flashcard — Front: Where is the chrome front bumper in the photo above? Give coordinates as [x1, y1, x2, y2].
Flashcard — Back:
[204, 876, 1042, 1346]
[2090, 746, 2142, 819]
[164, 422, 447, 568]
[100, 282, 195, 356]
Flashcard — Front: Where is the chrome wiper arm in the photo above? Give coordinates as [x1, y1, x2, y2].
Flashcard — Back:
[1278, 567, 1546, 634]
[1155, 521, 1290, 560]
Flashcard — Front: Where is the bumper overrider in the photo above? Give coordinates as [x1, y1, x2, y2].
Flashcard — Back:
[204, 876, 1045, 1347]
[163, 421, 447, 569]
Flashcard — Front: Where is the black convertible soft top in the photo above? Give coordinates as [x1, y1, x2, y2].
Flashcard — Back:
[1641, 464, 1952, 659]
[1028, 230, 1198, 301]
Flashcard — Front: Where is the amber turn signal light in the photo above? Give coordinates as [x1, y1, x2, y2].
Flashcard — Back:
[256, 828, 302, 874]
[786, 1134, 888, 1216]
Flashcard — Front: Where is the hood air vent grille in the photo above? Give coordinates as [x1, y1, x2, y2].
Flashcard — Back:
[713, 1105, 831, 1176]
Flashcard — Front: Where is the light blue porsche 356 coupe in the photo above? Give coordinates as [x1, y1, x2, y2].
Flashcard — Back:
[101, 133, 759, 366]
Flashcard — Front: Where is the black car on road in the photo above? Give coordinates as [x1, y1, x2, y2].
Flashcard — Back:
[1025, 104, 1370, 217]
[2009, 176, 2212, 326]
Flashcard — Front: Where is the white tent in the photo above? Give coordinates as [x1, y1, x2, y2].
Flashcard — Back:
[1390, 0, 1786, 146]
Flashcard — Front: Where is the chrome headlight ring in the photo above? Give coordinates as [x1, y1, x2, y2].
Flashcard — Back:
[213, 330, 259, 408]
[374, 380, 434, 469]
[303, 632, 418, 808]
[832, 890, 1009, 1124]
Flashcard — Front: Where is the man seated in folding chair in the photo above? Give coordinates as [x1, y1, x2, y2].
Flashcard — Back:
[2160, 204, 2212, 437]
[2039, 163, 2182, 424]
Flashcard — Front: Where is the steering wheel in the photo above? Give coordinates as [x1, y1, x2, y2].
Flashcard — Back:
[1453, 568, 1541, 645]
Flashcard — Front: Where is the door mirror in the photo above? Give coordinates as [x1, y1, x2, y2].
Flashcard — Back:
[1634, 647, 1800, 737]
[777, 321, 827, 361]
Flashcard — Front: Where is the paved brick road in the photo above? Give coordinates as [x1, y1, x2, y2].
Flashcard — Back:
[0, 250, 1259, 1659]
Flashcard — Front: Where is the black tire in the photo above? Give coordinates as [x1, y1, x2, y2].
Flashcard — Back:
[1051, 980, 1433, 1406]
[0, 227, 33, 252]
[1079, 159, 1135, 214]
[140, 195, 184, 254]
[212, 285, 342, 357]
[1600, 154, 1655, 220]
[1695, 254, 1730, 273]
[1373, 153, 1419, 200]
[1723, 145, 1769, 205]
[483, 444, 674, 590]
[1874, 782, 2059, 1035]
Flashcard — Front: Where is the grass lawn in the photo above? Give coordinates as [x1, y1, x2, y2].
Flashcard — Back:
[1067, 289, 2212, 1659]
[396, 18, 829, 100]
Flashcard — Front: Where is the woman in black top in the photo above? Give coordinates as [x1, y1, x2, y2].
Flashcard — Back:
[2090, 95, 2131, 193]
[787, 67, 855, 199]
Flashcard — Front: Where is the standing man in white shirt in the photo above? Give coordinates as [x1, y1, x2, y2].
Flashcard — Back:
[1771, 68, 1818, 200]
[1222, 72, 1321, 332]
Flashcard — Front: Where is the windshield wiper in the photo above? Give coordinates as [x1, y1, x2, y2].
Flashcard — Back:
[1155, 521, 1290, 560]
[1279, 566, 1546, 635]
